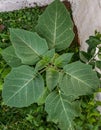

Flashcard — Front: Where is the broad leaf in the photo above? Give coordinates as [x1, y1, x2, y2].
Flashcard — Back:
[59, 61, 99, 97]
[2, 65, 44, 107]
[35, 49, 55, 72]
[2, 46, 22, 67]
[36, 0, 74, 52]
[10, 28, 48, 65]
[45, 91, 80, 130]
[46, 67, 59, 91]
[54, 53, 73, 68]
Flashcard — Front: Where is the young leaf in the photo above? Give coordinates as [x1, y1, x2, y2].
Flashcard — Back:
[79, 51, 91, 63]
[36, 0, 74, 52]
[10, 28, 48, 65]
[59, 61, 99, 97]
[35, 49, 55, 72]
[2, 65, 44, 107]
[86, 36, 101, 52]
[2, 45, 22, 67]
[54, 53, 73, 68]
[45, 91, 80, 130]
[46, 67, 59, 91]
[95, 61, 101, 70]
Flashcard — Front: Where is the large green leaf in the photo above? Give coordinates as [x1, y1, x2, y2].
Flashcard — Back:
[45, 91, 80, 130]
[59, 61, 99, 96]
[2, 46, 22, 67]
[46, 67, 59, 91]
[54, 53, 73, 68]
[10, 28, 48, 65]
[2, 65, 44, 107]
[36, 0, 74, 52]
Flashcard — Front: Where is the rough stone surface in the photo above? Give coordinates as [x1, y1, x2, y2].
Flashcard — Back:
[0, 0, 56, 12]
[71, 0, 101, 51]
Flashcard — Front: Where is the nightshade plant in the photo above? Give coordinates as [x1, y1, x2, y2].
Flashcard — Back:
[1, 0, 100, 129]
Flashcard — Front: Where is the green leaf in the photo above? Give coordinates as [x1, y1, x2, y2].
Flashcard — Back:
[37, 87, 50, 105]
[35, 49, 55, 72]
[54, 53, 73, 68]
[2, 65, 44, 107]
[86, 36, 101, 52]
[1, 68, 11, 79]
[46, 67, 59, 91]
[43, 49, 55, 60]
[10, 28, 48, 65]
[79, 51, 91, 63]
[45, 91, 80, 130]
[60, 61, 99, 97]
[95, 61, 101, 70]
[2, 46, 22, 67]
[36, 0, 74, 52]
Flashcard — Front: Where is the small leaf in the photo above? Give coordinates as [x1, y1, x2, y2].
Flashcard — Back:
[95, 61, 101, 70]
[46, 67, 59, 91]
[43, 49, 55, 59]
[2, 46, 22, 67]
[86, 36, 101, 52]
[10, 28, 48, 65]
[1, 68, 11, 78]
[79, 51, 91, 63]
[54, 53, 73, 68]
[45, 91, 80, 130]
[35, 49, 55, 72]
[59, 61, 99, 97]
[2, 65, 44, 107]
[36, 0, 74, 52]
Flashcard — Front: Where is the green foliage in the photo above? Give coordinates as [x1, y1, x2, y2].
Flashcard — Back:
[0, 7, 43, 49]
[0, 48, 11, 91]
[2, 46, 22, 67]
[3, 65, 44, 107]
[80, 32, 101, 78]
[36, 0, 74, 51]
[1, 0, 100, 130]
[0, 99, 59, 130]
[0, 6, 43, 91]
[0, 8, 43, 87]
[0, 6, 59, 130]
[10, 29, 48, 65]
[45, 91, 80, 130]
[79, 32, 101, 130]
[74, 95, 101, 130]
